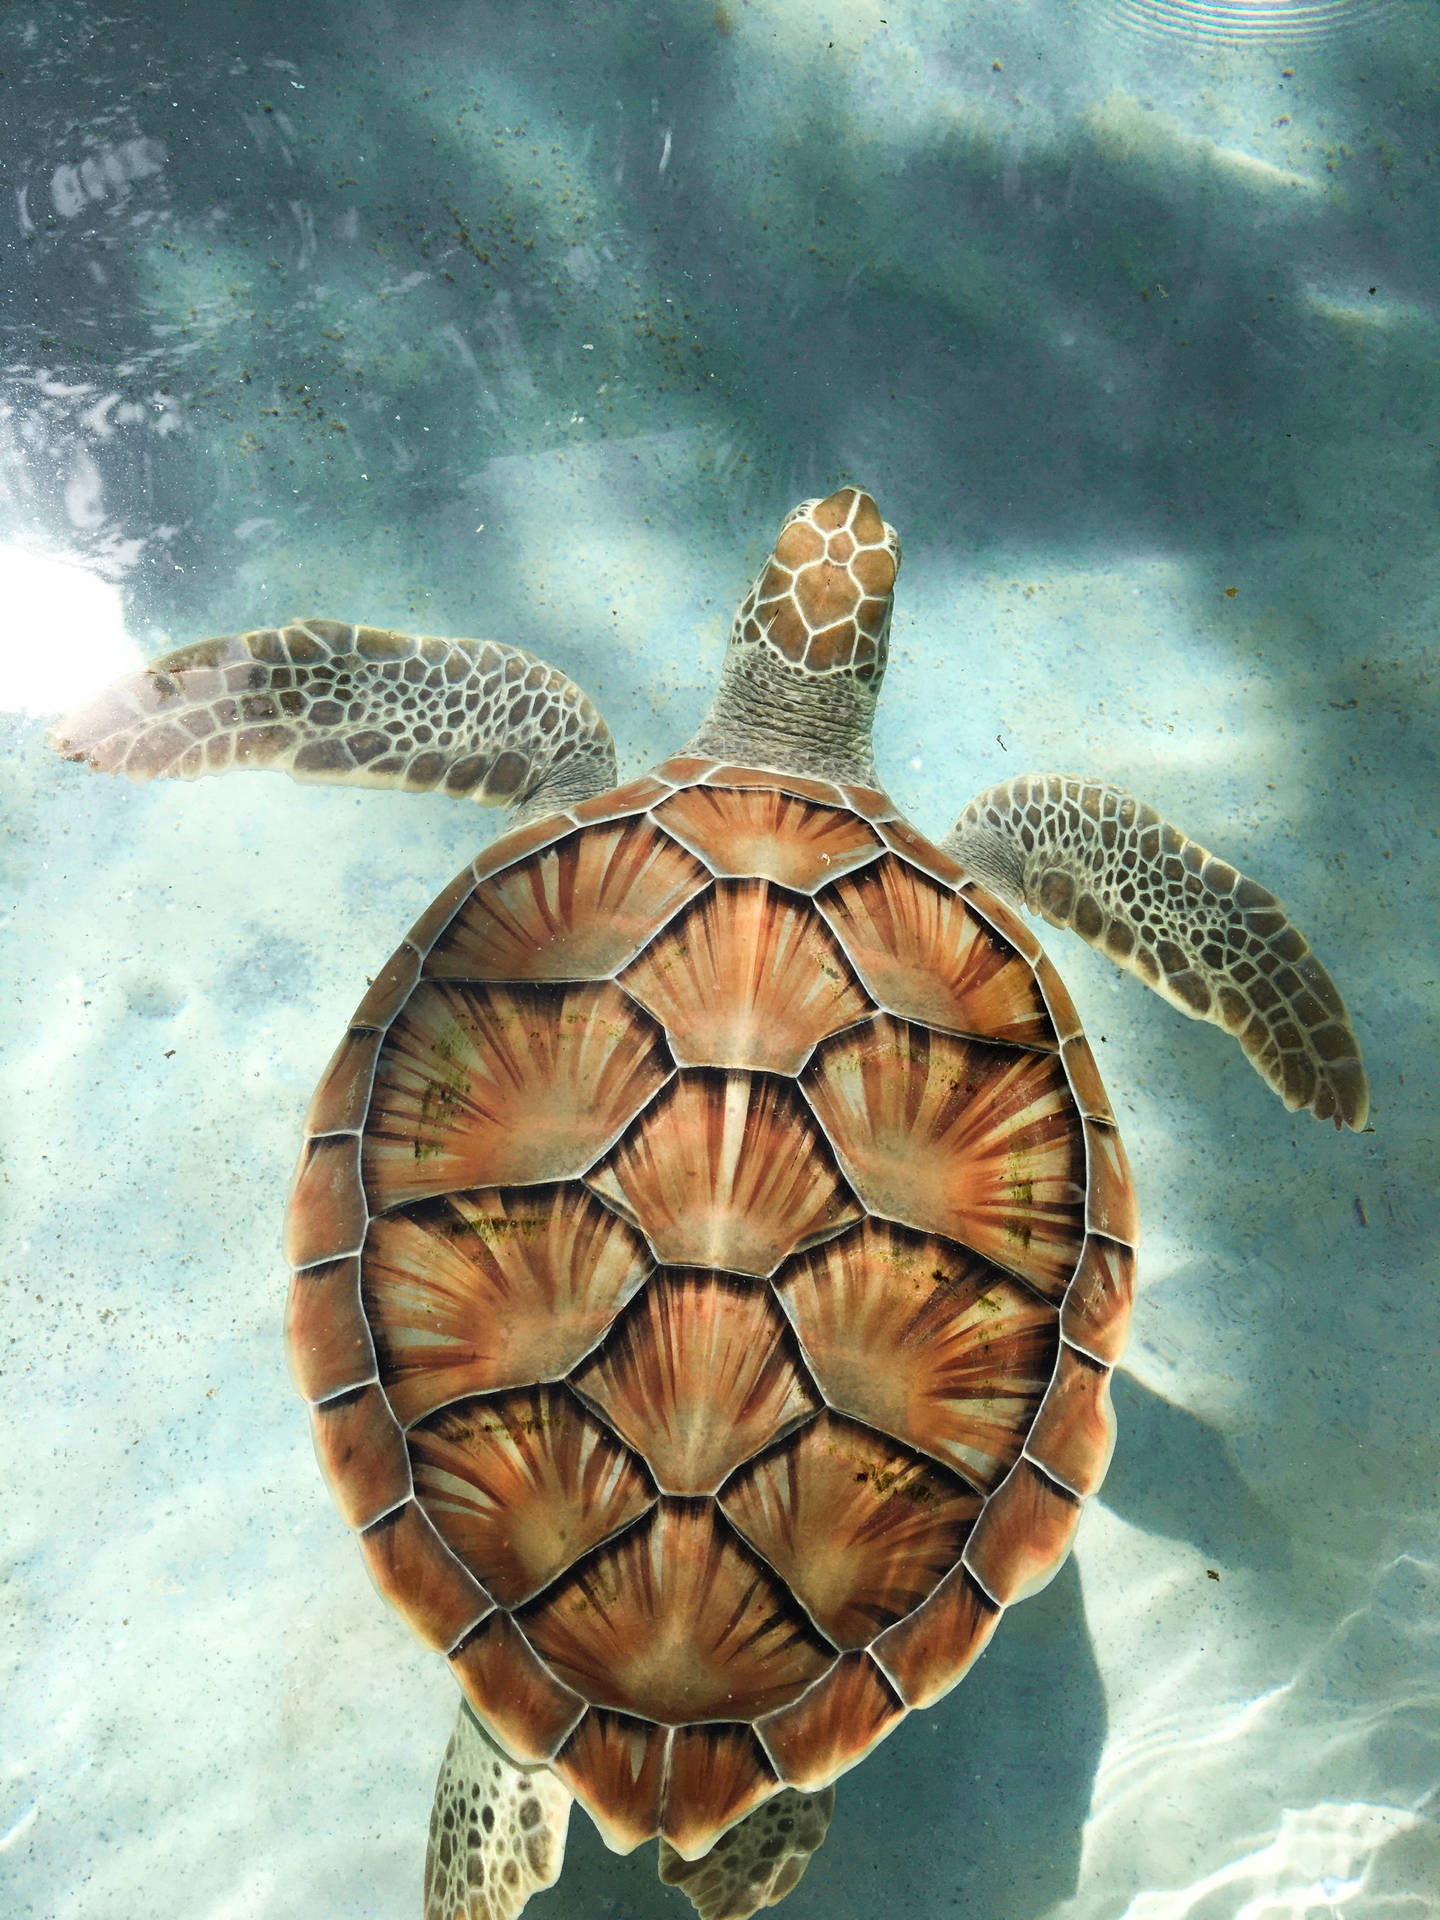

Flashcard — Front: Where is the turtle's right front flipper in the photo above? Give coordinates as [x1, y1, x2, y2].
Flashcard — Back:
[943, 774, 1368, 1130]
[51, 619, 617, 819]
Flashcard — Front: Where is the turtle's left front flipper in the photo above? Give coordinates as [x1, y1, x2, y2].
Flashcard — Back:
[424, 1704, 572, 1920]
[50, 619, 617, 819]
[942, 775, 1368, 1130]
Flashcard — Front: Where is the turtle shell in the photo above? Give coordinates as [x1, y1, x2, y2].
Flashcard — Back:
[284, 756, 1138, 1860]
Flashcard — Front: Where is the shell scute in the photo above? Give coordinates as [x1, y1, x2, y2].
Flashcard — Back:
[618, 880, 873, 1074]
[719, 1413, 981, 1649]
[651, 782, 882, 892]
[802, 1015, 1086, 1294]
[519, 1502, 834, 1724]
[425, 820, 707, 983]
[408, 1385, 656, 1607]
[584, 1071, 861, 1277]
[362, 1185, 650, 1424]
[773, 1219, 1058, 1492]
[362, 980, 672, 1209]
[570, 1274, 819, 1496]
[818, 857, 1058, 1049]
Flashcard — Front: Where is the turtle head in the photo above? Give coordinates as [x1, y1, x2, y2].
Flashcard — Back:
[738, 486, 901, 682]
[687, 487, 902, 784]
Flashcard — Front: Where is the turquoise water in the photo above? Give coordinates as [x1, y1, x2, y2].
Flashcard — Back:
[3, 2, 1436, 1915]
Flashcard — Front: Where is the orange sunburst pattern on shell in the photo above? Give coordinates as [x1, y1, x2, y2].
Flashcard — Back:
[585, 1072, 861, 1277]
[571, 1274, 818, 1495]
[619, 881, 873, 1074]
[818, 857, 1057, 1048]
[520, 1501, 834, 1724]
[662, 1725, 779, 1860]
[363, 980, 672, 1209]
[553, 1709, 672, 1853]
[425, 819, 708, 982]
[802, 1015, 1085, 1293]
[362, 1186, 651, 1425]
[756, 1651, 904, 1791]
[651, 784, 882, 892]
[409, 1385, 655, 1607]
[773, 1219, 1057, 1492]
[720, 1413, 980, 1648]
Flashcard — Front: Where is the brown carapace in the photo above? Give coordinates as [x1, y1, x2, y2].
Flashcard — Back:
[285, 756, 1137, 1864]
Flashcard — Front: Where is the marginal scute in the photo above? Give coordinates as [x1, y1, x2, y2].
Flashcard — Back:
[519, 1501, 834, 1724]
[362, 1185, 651, 1424]
[408, 1385, 656, 1606]
[651, 752, 719, 787]
[619, 880, 873, 1075]
[1059, 1234, 1136, 1365]
[802, 1015, 1086, 1295]
[651, 782, 883, 892]
[719, 1413, 981, 1648]
[1084, 1120, 1140, 1247]
[404, 863, 484, 958]
[357, 1498, 492, 1652]
[571, 1275, 818, 1496]
[662, 1726, 779, 1862]
[362, 980, 672, 1210]
[302, 1027, 383, 1137]
[1060, 1034, 1114, 1122]
[870, 1565, 1001, 1710]
[554, 1710, 671, 1854]
[285, 1132, 367, 1269]
[584, 1071, 861, 1278]
[963, 1460, 1081, 1605]
[309, 1383, 413, 1530]
[818, 857, 1057, 1048]
[773, 1218, 1058, 1492]
[449, 1611, 586, 1764]
[286, 1255, 376, 1404]
[702, 764, 847, 809]
[426, 820, 708, 982]
[1023, 1344, 1115, 1499]
[569, 773, 676, 825]
[872, 816, 964, 889]
[756, 1653, 904, 1790]
[350, 940, 422, 1029]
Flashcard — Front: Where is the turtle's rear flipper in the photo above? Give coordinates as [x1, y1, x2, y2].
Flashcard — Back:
[943, 775, 1368, 1130]
[658, 1787, 835, 1920]
[50, 619, 616, 819]
[424, 1705, 572, 1920]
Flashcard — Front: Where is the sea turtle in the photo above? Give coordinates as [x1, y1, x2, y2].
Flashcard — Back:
[54, 486, 1367, 1920]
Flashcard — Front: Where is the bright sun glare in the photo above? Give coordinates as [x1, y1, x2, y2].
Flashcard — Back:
[0, 544, 144, 717]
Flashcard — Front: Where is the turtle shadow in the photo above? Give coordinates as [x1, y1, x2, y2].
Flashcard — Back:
[1100, 1371, 1293, 1576]
[554, 1558, 1104, 1920]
